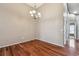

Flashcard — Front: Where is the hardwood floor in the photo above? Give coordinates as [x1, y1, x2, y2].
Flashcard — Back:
[0, 39, 79, 56]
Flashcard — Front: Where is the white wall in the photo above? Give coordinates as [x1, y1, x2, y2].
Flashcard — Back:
[76, 15, 79, 39]
[38, 3, 64, 46]
[63, 3, 68, 44]
[0, 4, 35, 48]
[0, 3, 65, 48]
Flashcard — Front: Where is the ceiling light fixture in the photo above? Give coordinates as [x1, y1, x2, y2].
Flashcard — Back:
[73, 11, 77, 14]
[29, 4, 41, 19]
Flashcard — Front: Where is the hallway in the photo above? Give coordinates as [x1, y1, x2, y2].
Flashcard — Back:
[64, 39, 79, 55]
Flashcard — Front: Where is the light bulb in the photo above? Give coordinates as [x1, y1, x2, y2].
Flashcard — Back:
[38, 12, 41, 17]
[30, 11, 32, 14]
[38, 12, 41, 15]
[31, 14, 33, 16]
[32, 10, 36, 13]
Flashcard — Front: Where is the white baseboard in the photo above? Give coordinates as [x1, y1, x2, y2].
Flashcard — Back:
[0, 39, 64, 48]
[38, 39, 64, 47]
[0, 39, 33, 48]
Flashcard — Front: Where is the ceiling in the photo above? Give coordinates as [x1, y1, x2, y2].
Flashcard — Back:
[68, 3, 79, 15]
[27, 3, 43, 8]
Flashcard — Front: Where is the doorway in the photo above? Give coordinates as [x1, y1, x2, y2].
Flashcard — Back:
[64, 3, 77, 48]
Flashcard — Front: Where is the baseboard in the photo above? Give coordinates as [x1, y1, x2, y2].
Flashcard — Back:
[0, 39, 36, 48]
[35, 39, 64, 48]
[36, 39, 64, 47]
[0, 39, 64, 48]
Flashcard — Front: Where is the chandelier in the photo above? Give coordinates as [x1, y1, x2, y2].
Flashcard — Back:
[29, 4, 41, 19]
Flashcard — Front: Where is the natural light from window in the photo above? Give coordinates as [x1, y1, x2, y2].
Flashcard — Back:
[69, 39, 75, 48]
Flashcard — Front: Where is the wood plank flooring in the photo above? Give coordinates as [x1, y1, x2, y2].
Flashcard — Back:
[0, 39, 79, 56]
